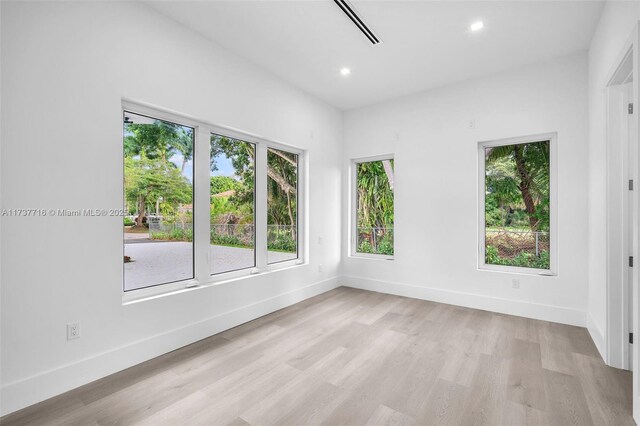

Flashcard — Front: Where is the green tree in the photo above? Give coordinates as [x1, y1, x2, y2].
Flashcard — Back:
[124, 119, 194, 226]
[210, 135, 255, 213]
[210, 136, 300, 232]
[210, 176, 240, 195]
[485, 141, 549, 231]
[267, 148, 298, 237]
[125, 120, 193, 168]
[124, 156, 192, 227]
[357, 160, 394, 229]
[485, 156, 521, 227]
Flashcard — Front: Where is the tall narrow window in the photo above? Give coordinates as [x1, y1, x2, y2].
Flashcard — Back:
[352, 157, 394, 257]
[267, 148, 299, 264]
[210, 134, 256, 275]
[479, 135, 556, 273]
[123, 111, 194, 291]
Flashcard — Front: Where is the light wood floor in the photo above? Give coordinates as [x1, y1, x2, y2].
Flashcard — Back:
[1, 287, 633, 426]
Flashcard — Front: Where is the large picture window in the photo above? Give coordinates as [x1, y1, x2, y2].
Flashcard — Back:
[479, 134, 556, 274]
[122, 102, 304, 297]
[123, 111, 194, 291]
[351, 156, 394, 258]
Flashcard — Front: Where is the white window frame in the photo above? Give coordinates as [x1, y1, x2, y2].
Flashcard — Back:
[350, 154, 395, 260]
[122, 100, 305, 303]
[478, 133, 557, 276]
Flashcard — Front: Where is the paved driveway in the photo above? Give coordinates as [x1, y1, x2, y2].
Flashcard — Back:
[124, 242, 296, 291]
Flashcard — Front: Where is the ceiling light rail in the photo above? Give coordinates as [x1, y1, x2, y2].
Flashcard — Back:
[333, 0, 381, 45]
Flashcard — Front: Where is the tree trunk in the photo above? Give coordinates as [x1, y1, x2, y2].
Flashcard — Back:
[269, 148, 297, 167]
[267, 168, 296, 194]
[513, 145, 538, 230]
[382, 160, 394, 192]
[135, 195, 146, 227]
[286, 191, 296, 240]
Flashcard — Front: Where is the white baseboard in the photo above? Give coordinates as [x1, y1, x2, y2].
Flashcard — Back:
[342, 275, 586, 327]
[587, 313, 607, 362]
[0, 277, 340, 417]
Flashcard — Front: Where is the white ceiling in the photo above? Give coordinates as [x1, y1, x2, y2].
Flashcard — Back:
[147, 1, 604, 110]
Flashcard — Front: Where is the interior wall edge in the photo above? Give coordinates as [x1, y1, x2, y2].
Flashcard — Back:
[341, 275, 586, 328]
[0, 276, 340, 417]
[587, 311, 607, 362]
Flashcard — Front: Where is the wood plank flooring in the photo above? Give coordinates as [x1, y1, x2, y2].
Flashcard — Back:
[1, 287, 633, 425]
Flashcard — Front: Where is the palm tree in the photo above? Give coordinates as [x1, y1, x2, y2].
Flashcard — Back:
[485, 141, 549, 231]
[124, 120, 194, 226]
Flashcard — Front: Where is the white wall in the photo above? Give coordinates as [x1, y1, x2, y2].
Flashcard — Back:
[0, 1, 342, 415]
[342, 53, 589, 327]
[2, 0, 631, 418]
[587, 1, 640, 361]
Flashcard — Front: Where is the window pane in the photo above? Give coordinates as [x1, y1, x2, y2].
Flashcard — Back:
[210, 134, 256, 274]
[484, 140, 550, 269]
[267, 148, 298, 264]
[355, 159, 394, 256]
[123, 111, 194, 291]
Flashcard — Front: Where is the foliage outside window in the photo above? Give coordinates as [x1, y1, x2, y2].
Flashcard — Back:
[123, 111, 194, 291]
[267, 148, 298, 263]
[354, 157, 394, 256]
[123, 104, 305, 296]
[483, 139, 551, 270]
[210, 135, 256, 275]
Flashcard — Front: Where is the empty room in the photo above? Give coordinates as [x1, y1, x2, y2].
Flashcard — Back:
[1, 0, 640, 424]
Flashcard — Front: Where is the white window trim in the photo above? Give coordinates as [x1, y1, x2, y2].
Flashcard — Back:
[350, 154, 395, 260]
[477, 132, 558, 276]
[122, 99, 306, 303]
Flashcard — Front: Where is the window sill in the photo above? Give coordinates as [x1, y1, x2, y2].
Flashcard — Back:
[348, 253, 394, 261]
[122, 259, 306, 305]
[478, 264, 556, 277]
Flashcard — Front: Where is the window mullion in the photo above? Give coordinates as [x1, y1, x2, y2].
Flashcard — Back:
[194, 126, 211, 283]
[255, 143, 268, 270]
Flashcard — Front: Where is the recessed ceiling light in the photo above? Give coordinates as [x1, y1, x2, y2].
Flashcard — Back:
[470, 21, 484, 32]
[340, 67, 351, 76]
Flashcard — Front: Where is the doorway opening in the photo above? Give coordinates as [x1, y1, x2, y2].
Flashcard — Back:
[607, 46, 635, 371]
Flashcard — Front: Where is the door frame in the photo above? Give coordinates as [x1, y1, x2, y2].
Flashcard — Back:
[606, 63, 633, 370]
[605, 24, 639, 422]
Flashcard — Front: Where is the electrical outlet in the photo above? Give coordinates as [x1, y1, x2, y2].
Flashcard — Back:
[67, 322, 80, 340]
[318, 236, 323, 245]
[318, 264, 323, 273]
[468, 120, 476, 129]
[512, 279, 520, 289]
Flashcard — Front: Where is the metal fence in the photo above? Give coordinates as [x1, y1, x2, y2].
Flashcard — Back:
[148, 220, 192, 233]
[211, 223, 255, 246]
[356, 227, 394, 254]
[486, 229, 549, 258]
[211, 224, 296, 250]
[150, 222, 296, 249]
